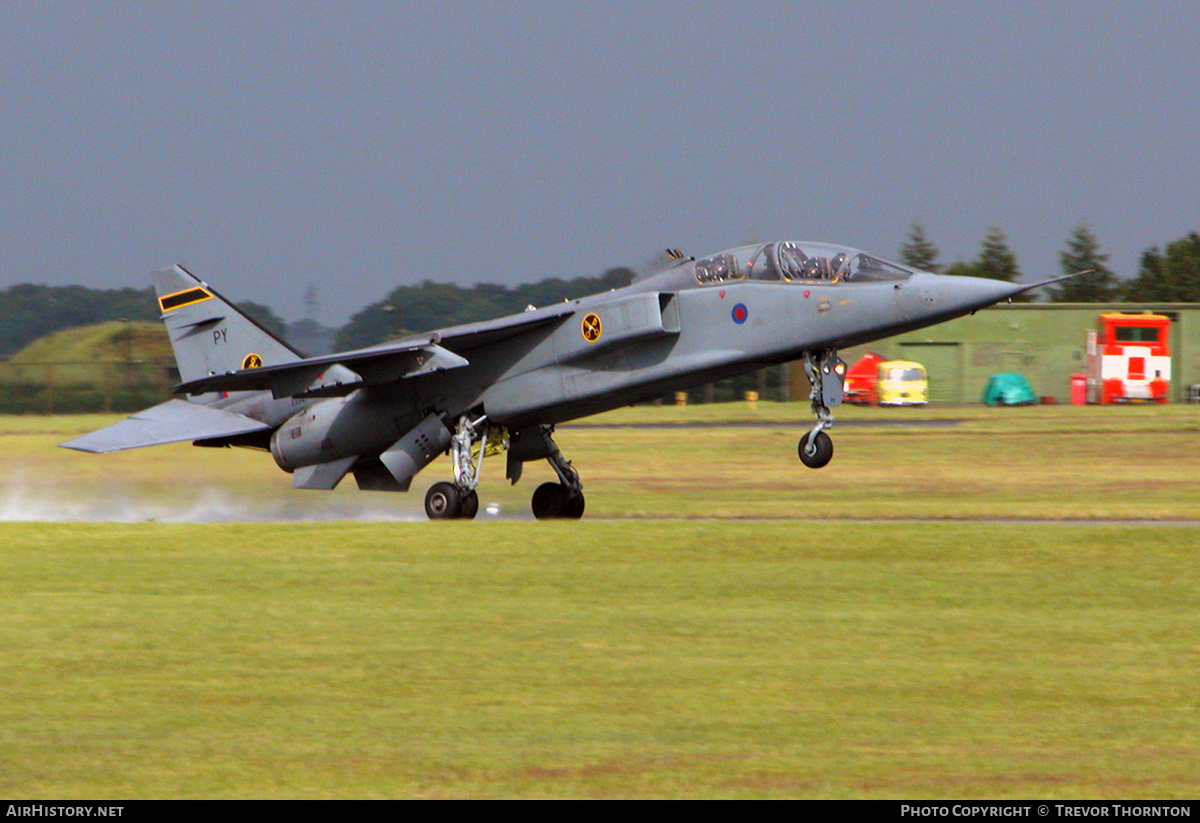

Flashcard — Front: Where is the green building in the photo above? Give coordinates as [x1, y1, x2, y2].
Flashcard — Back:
[834, 303, 1200, 405]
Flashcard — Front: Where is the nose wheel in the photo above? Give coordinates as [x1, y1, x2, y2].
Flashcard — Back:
[798, 430, 833, 468]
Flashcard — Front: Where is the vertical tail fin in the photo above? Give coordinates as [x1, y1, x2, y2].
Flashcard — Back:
[154, 265, 301, 386]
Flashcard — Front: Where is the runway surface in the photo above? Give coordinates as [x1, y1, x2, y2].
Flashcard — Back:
[565, 419, 963, 429]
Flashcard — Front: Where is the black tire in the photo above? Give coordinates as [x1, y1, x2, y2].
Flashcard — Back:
[561, 491, 585, 519]
[797, 431, 834, 469]
[460, 490, 479, 520]
[531, 482, 568, 519]
[425, 482, 463, 519]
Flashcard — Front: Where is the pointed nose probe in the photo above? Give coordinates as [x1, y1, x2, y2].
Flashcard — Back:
[910, 273, 1053, 320]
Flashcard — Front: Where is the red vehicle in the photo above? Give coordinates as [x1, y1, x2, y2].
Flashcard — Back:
[1086, 313, 1171, 404]
[843, 352, 886, 405]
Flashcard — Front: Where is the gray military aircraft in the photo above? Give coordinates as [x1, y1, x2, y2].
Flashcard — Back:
[63, 240, 1068, 519]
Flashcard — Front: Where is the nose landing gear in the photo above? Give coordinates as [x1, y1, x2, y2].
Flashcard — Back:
[799, 350, 844, 469]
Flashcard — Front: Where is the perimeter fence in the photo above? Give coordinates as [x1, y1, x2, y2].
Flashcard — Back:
[0, 360, 177, 414]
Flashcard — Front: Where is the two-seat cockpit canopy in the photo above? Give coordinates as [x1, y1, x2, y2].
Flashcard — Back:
[693, 241, 914, 286]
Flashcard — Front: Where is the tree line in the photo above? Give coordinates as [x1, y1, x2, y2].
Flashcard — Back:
[0, 284, 304, 357]
[334, 267, 635, 351]
[899, 222, 1200, 304]
[0, 270, 636, 357]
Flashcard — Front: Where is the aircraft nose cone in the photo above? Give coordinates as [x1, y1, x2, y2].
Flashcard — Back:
[941, 274, 1027, 311]
[904, 273, 1028, 320]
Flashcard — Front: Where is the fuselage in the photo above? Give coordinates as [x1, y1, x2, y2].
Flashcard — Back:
[264, 240, 1026, 468]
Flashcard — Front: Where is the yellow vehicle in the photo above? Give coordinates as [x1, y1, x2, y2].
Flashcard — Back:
[876, 360, 928, 405]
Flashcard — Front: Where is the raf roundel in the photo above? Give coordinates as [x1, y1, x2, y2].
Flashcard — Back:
[731, 303, 749, 325]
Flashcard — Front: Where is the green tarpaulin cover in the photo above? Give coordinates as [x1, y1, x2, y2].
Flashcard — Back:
[983, 373, 1037, 406]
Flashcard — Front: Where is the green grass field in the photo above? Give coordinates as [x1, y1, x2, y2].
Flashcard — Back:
[2, 407, 1198, 798]
[12, 403, 1200, 522]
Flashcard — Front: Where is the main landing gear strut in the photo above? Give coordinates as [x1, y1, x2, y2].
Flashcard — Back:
[527, 427, 585, 520]
[423, 414, 488, 520]
[798, 349, 845, 469]
[423, 416, 585, 520]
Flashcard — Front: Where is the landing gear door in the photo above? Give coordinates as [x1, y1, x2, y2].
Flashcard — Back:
[822, 355, 846, 408]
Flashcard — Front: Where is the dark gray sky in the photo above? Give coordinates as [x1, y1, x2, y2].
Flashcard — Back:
[3, 1, 1197, 324]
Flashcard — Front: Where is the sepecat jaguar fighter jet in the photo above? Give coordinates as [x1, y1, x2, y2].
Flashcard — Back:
[63, 241, 1070, 519]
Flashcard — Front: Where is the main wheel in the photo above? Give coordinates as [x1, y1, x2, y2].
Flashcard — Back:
[425, 482, 463, 519]
[532, 482, 569, 519]
[460, 489, 479, 520]
[797, 431, 834, 468]
[561, 491, 585, 519]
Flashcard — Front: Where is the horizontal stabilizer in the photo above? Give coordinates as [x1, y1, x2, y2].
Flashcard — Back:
[174, 342, 470, 399]
[60, 399, 272, 453]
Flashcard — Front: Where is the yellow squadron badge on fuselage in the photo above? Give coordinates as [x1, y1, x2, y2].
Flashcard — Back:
[581, 313, 602, 343]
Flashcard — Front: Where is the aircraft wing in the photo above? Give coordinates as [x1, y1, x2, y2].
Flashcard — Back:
[174, 302, 576, 399]
[416, 301, 577, 353]
[174, 340, 470, 399]
[60, 399, 273, 453]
